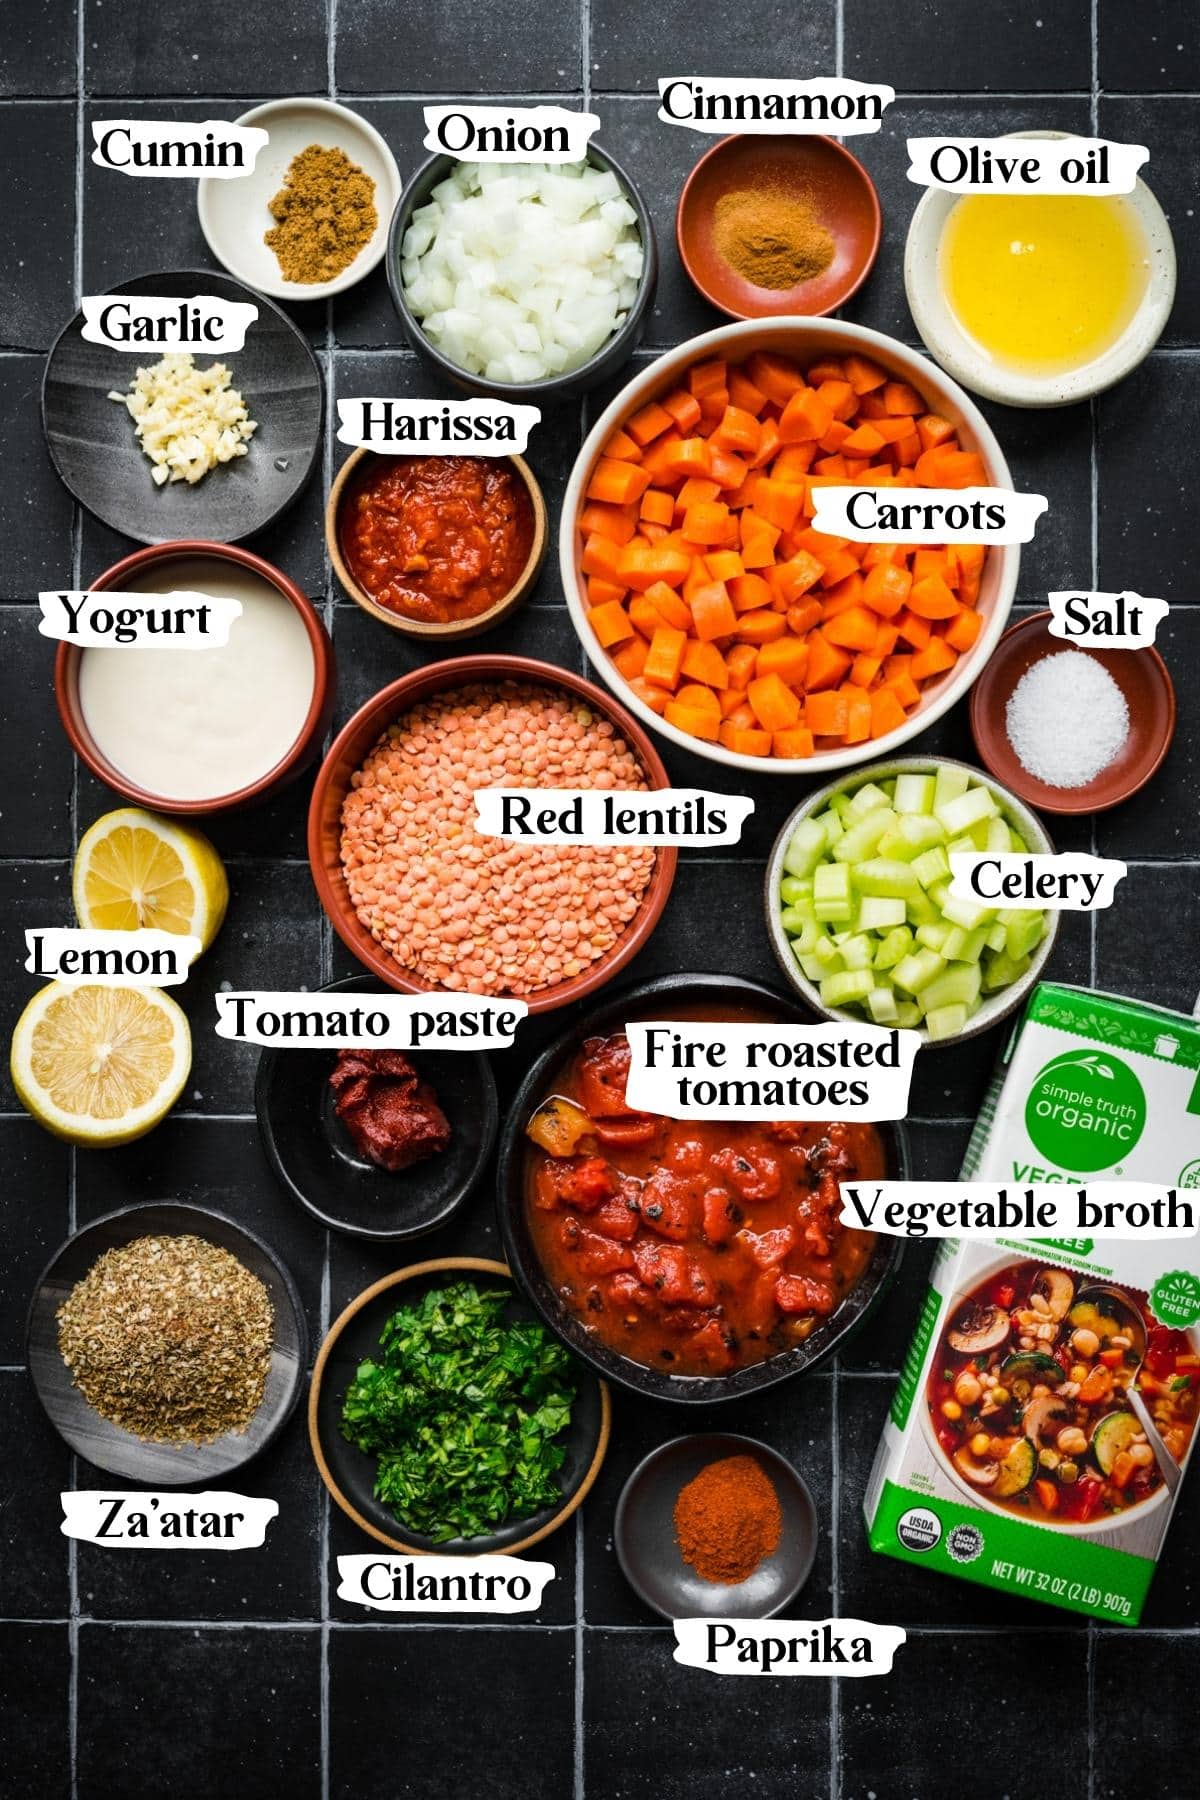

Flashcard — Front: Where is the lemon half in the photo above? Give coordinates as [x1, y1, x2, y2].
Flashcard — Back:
[73, 808, 228, 953]
[11, 983, 191, 1146]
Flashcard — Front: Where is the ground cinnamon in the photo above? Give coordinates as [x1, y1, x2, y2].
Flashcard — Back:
[713, 185, 835, 289]
[265, 143, 377, 284]
[673, 1452, 783, 1584]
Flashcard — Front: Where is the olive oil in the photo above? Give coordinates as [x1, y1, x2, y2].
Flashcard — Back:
[940, 194, 1150, 375]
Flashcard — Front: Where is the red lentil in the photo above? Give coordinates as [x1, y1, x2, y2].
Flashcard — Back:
[339, 682, 657, 997]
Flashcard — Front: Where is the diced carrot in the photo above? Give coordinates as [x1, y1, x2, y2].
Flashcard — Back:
[772, 444, 818, 481]
[680, 639, 730, 689]
[786, 599, 822, 637]
[819, 572, 865, 617]
[910, 638, 959, 681]
[895, 609, 932, 650]
[664, 702, 720, 741]
[840, 422, 888, 457]
[579, 501, 638, 544]
[627, 401, 675, 446]
[705, 549, 745, 583]
[581, 533, 623, 584]
[659, 437, 713, 481]
[676, 477, 721, 514]
[883, 381, 923, 415]
[642, 580, 693, 631]
[711, 405, 761, 456]
[723, 701, 758, 731]
[587, 458, 651, 506]
[588, 600, 635, 648]
[602, 426, 641, 461]
[586, 576, 627, 608]
[1034, 1480, 1059, 1515]
[850, 653, 882, 689]
[862, 562, 911, 616]
[915, 446, 987, 489]
[872, 623, 900, 657]
[682, 501, 732, 544]
[844, 354, 888, 394]
[661, 388, 703, 432]
[745, 351, 805, 406]
[709, 449, 748, 490]
[729, 572, 774, 614]
[627, 675, 669, 715]
[815, 378, 856, 421]
[772, 726, 814, 758]
[882, 668, 921, 710]
[727, 369, 769, 416]
[747, 673, 801, 732]
[818, 547, 862, 588]
[778, 387, 835, 444]
[674, 682, 721, 717]
[639, 488, 675, 527]
[643, 626, 687, 689]
[725, 643, 758, 690]
[689, 357, 728, 397]
[806, 690, 849, 737]
[755, 638, 809, 686]
[736, 609, 788, 645]
[869, 688, 907, 738]
[740, 512, 782, 569]
[770, 550, 825, 605]
[916, 413, 956, 453]
[612, 635, 649, 680]
[805, 357, 847, 385]
[944, 607, 984, 653]
[749, 416, 782, 469]
[805, 630, 852, 691]
[690, 582, 738, 642]
[893, 430, 921, 466]
[908, 574, 961, 620]
[752, 479, 806, 532]
[844, 688, 872, 744]
[719, 722, 773, 756]
[822, 604, 879, 653]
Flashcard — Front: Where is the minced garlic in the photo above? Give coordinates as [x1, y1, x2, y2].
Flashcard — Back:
[108, 352, 257, 486]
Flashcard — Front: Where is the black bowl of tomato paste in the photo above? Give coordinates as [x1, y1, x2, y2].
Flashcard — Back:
[496, 973, 907, 1404]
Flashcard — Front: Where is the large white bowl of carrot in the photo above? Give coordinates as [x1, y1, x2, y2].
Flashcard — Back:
[560, 318, 1018, 773]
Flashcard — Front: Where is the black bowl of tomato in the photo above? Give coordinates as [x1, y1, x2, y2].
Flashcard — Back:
[496, 973, 907, 1404]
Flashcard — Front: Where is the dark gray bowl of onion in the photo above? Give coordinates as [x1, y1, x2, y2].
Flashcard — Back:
[496, 972, 907, 1404]
[385, 145, 658, 403]
[255, 976, 498, 1242]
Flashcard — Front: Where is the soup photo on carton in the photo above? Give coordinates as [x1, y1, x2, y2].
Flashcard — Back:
[865, 982, 1200, 1625]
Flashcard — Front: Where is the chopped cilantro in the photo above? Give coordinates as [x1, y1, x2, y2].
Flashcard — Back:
[340, 1282, 578, 1544]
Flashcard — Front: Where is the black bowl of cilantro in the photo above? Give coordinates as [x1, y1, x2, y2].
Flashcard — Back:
[309, 1257, 610, 1554]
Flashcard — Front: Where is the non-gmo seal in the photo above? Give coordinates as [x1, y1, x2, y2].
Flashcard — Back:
[945, 1523, 984, 1564]
[896, 1506, 941, 1553]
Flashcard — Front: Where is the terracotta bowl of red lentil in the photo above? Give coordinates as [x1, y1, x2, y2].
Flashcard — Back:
[326, 447, 549, 642]
[307, 655, 678, 1013]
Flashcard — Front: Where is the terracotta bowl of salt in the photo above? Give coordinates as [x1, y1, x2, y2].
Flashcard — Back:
[676, 133, 881, 319]
[969, 611, 1177, 816]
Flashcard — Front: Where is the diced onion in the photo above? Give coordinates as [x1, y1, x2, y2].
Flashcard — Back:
[401, 160, 644, 384]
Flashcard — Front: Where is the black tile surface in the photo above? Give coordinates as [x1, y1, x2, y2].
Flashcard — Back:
[1, 8, 1196, 1799]
[76, 1624, 323, 1800]
[328, 1626, 576, 1799]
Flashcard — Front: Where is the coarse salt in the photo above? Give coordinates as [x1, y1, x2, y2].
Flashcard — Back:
[1005, 650, 1129, 788]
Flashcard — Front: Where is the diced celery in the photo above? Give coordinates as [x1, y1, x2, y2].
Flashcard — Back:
[920, 963, 982, 1013]
[786, 916, 823, 954]
[828, 793, 853, 823]
[839, 933, 875, 971]
[854, 857, 919, 898]
[813, 861, 853, 923]
[915, 922, 951, 953]
[982, 950, 1032, 992]
[831, 808, 895, 864]
[940, 925, 968, 960]
[986, 816, 1013, 853]
[937, 787, 998, 836]
[939, 893, 997, 930]
[877, 826, 924, 863]
[874, 926, 913, 970]
[895, 813, 947, 852]
[933, 764, 971, 810]
[893, 772, 936, 815]
[947, 834, 978, 858]
[812, 935, 844, 972]
[905, 888, 940, 927]
[779, 874, 814, 906]
[957, 925, 990, 963]
[820, 969, 876, 1008]
[857, 895, 907, 931]
[846, 780, 892, 822]
[925, 1002, 969, 1041]
[1005, 911, 1045, 960]
[783, 816, 829, 879]
[796, 951, 826, 981]
[892, 949, 947, 995]
[867, 984, 900, 1024]
[779, 905, 811, 934]
[911, 845, 951, 889]
[986, 921, 1008, 952]
[817, 807, 845, 843]
[895, 1001, 924, 1029]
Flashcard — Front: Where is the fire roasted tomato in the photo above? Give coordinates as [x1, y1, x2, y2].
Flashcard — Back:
[711, 1146, 783, 1202]
[578, 1036, 635, 1117]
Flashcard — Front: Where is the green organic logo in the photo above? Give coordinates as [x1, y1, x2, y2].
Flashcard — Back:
[1150, 1271, 1200, 1329]
[1178, 1159, 1200, 1189]
[1024, 1050, 1146, 1174]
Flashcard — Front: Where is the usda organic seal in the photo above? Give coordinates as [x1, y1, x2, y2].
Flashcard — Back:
[896, 1506, 941, 1552]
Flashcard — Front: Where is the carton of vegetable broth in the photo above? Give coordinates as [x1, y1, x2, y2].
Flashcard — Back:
[865, 982, 1200, 1624]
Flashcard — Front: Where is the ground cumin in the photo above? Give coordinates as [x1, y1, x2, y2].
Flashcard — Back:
[673, 1453, 783, 1584]
[713, 185, 835, 289]
[265, 143, 377, 284]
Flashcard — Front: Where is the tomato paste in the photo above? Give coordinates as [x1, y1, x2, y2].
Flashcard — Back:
[524, 1029, 881, 1377]
[329, 1049, 451, 1171]
[340, 454, 535, 623]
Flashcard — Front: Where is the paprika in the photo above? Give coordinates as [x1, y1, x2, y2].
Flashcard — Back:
[673, 1453, 783, 1584]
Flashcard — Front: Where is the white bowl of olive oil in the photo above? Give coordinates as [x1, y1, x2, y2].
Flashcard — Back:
[905, 131, 1176, 408]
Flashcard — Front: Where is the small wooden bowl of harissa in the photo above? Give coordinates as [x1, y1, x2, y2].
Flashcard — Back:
[326, 446, 548, 641]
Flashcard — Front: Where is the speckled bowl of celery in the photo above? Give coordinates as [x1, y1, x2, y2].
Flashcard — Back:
[764, 755, 1060, 1048]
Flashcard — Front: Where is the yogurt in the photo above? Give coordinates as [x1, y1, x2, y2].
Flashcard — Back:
[78, 556, 315, 802]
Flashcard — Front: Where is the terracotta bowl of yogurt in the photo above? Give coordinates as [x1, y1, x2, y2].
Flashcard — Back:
[55, 540, 335, 815]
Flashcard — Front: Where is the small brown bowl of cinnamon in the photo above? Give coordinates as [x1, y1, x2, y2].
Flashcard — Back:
[676, 133, 881, 320]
